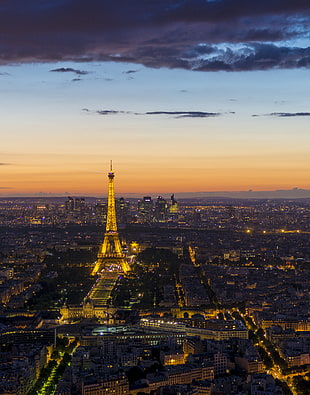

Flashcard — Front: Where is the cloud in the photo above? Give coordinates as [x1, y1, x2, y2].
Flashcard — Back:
[0, 163, 11, 166]
[0, 0, 309, 71]
[50, 67, 89, 75]
[190, 43, 310, 71]
[123, 69, 139, 74]
[145, 111, 220, 118]
[96, 110, 133, 115]
[253, 112, 310, 117]
[92, 109, 222, 118]
[269, 112, 310, 117]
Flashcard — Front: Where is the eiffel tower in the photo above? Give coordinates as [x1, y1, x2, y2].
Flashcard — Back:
[92, 162, 130, 275]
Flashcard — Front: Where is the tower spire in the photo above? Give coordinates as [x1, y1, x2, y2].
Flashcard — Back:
[92, 163, 130, 275]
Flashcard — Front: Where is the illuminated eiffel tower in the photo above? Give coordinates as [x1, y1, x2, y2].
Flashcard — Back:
[92, 162, 130, 275]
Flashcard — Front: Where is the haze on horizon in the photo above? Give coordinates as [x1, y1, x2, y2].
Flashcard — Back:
[1, 1, 309, 197]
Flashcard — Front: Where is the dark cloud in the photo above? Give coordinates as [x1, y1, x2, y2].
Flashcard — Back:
[0, 163, 11, 166]
[93, 109, 221, 118]
[1, 0, 309, 71]
[270, 112, 310, 117]
[96, 110, 133, 115]
[158, 0, 310, 23]
[145, 111, 220, 118]
[253, 112, 310, 117]
[193, 44, 310, 71]
[123, 69, 139, 74]
[50, 67, 89, 75]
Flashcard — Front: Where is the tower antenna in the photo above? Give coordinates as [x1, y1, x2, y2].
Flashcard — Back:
[110, 160, 113, 172]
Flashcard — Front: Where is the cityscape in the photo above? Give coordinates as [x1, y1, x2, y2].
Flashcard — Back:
[1, 1, 310, 395]
[0, 167, 309, 395]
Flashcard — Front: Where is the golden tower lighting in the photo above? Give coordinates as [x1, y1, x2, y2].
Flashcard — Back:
[92, 162, 130, 275]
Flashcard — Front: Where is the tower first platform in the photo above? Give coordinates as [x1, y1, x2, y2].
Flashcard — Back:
[92, 163, 130, 275]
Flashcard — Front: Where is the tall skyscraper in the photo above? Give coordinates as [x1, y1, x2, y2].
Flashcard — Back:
[65, 196, 74, 211]
[169, 194, 179, 221]
[155, 196, 168, 222]
[138, 196, 154, 222]
[75, 197, 86, 212]
[116, 197, 130, 224]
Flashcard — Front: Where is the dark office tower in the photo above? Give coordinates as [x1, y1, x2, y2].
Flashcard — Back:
[155, 196, 168, 223]
[65, 197, 74, 212]
[138, 196, 154, 222]
[75, 198, 86, 212]
[116, 197, 130, 224]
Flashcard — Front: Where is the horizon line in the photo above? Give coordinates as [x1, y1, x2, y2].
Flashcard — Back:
[1, 187, 310, 200]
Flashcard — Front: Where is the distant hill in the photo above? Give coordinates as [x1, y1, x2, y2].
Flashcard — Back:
[172, 188, 310, 199]
[1, 188, 310, 201]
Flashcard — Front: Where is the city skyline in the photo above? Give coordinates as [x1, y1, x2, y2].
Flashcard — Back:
[1, 1, 310, 196]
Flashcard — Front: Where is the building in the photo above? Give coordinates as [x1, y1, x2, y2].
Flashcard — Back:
[154, 196, 168, 222]
[138, 196, 154, 222]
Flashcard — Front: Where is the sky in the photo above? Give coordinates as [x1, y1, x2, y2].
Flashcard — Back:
[1, 0, 310, 198]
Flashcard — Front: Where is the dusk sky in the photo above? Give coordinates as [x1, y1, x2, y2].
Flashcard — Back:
[1, 0, 310, 197]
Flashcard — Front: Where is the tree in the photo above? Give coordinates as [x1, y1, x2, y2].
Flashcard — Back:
[136, 248, 180, 276]
[126, 366, 145, 384]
